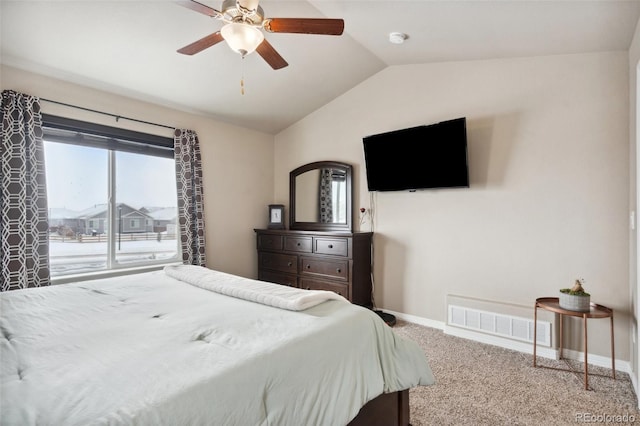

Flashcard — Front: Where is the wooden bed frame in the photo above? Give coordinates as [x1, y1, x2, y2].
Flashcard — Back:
[348, 389, 410, 426]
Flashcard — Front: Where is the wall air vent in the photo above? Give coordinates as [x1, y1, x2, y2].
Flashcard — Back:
[448, 304, 551, 347]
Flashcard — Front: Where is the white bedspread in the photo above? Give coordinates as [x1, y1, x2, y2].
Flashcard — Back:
[1, 268, 435, 426]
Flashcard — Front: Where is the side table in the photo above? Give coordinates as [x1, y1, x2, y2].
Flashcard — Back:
[533, 297, 615, 390]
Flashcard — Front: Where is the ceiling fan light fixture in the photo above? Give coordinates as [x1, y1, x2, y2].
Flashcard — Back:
[221, 23, 264, 57]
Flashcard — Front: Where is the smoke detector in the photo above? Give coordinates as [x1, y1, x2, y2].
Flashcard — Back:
[388, 32, 407, 44]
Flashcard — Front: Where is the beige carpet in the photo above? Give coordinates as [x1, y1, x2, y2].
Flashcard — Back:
[393, 320, 640, 425]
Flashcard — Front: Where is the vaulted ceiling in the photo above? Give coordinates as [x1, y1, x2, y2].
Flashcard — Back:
[2, 1, 639, 134]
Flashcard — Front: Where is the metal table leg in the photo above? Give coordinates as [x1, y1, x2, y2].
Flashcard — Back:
[583, 314, 588, 390]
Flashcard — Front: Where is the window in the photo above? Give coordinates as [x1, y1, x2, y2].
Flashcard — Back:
[43, 115, 179, 278]
[331, 179, 346, 223]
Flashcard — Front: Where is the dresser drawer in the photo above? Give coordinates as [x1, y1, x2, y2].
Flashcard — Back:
[301, 257, 349, 280]
[314, 237, 348, 257]
[301, 278, 349, 299]
[284, 236, 312, 253]
[259, 270, 298, 288]
[259, 252, 297, 274]
[258, 234, 283, 251]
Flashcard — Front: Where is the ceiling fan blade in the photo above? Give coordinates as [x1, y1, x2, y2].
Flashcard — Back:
[264, 18, 344, 36]
[177, 31, 224, 55]
[256, 39, 288, 70]
[176, 0, 222, 18]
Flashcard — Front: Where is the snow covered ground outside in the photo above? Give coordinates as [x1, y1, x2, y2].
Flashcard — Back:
[50, 239, 178, 276]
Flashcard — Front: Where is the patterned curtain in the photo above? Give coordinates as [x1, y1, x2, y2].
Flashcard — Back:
[174, 129, 206, 266]
[1, 90, 50, 291]
[318, 168, 333, 223]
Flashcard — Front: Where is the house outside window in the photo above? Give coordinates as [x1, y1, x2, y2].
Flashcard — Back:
[43, 115, 179, 279]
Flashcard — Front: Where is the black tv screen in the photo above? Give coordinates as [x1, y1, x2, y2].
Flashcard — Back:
[363, 117, 469, 192]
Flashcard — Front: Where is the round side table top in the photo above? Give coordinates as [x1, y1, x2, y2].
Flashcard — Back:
[535, 297, 613, 319]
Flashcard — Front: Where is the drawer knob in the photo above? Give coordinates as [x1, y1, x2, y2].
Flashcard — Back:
[297, 242, 301, 246]
[336, 268, 341, 273]
[328, 244, 333, 249]
[306, 264, 311, 269]
[287, 262, 292, 267]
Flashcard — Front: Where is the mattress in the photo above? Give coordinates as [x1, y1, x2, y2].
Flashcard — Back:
[0, 266, 435, 426]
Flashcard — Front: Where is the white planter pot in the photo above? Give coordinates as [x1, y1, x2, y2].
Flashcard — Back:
[559, 291, 591, 312]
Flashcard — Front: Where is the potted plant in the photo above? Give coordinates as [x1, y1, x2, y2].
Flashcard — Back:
[559, 279, 591, 312]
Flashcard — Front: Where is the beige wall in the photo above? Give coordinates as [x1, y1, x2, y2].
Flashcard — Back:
[629, 18, 640, 401]
[2, 50, 634, 365]
[1, 64, 275, 279]
[275, 52, 631, 359]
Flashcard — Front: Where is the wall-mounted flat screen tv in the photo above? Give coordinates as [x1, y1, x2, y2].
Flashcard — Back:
[363, 117, 469, 192]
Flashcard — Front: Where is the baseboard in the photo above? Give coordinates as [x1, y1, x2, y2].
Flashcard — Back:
[383, 309, 445, 331]
[383, 308, 634, 378]
[444, 323, 559, 360]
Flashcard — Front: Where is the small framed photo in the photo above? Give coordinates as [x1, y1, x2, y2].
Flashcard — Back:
[268, 204, 285, 229]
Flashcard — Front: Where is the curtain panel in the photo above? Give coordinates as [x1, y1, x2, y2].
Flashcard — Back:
[0, 90, 50, 291]
[174, 129, 206, 266]
[318, 168, 333, 223]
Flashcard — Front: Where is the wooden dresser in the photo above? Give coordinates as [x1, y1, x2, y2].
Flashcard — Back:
[254, 229, 373, 308]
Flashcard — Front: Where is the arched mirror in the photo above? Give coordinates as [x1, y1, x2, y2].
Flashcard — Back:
[289, 161, 352, 232]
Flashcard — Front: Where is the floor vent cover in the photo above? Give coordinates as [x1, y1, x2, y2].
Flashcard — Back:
[448, 304, 551, 346]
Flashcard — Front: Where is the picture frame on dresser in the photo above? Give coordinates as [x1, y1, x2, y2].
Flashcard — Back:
[268, 204, 285, 229]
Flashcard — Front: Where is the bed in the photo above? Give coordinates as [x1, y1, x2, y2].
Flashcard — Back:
[1, 265, 435, 425]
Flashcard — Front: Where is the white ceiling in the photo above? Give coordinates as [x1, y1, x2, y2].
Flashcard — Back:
[2, 1, 640, 134]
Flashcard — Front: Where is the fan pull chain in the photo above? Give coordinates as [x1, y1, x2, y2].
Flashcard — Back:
[240, 56, 245, 95]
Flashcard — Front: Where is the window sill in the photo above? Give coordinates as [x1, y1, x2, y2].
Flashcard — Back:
[50, 262, 183, 285]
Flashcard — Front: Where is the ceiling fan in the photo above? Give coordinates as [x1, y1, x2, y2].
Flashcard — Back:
[176, 0, 345, 70]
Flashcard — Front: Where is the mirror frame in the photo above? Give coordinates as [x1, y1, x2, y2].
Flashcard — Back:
[289, 161, 353, 232]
